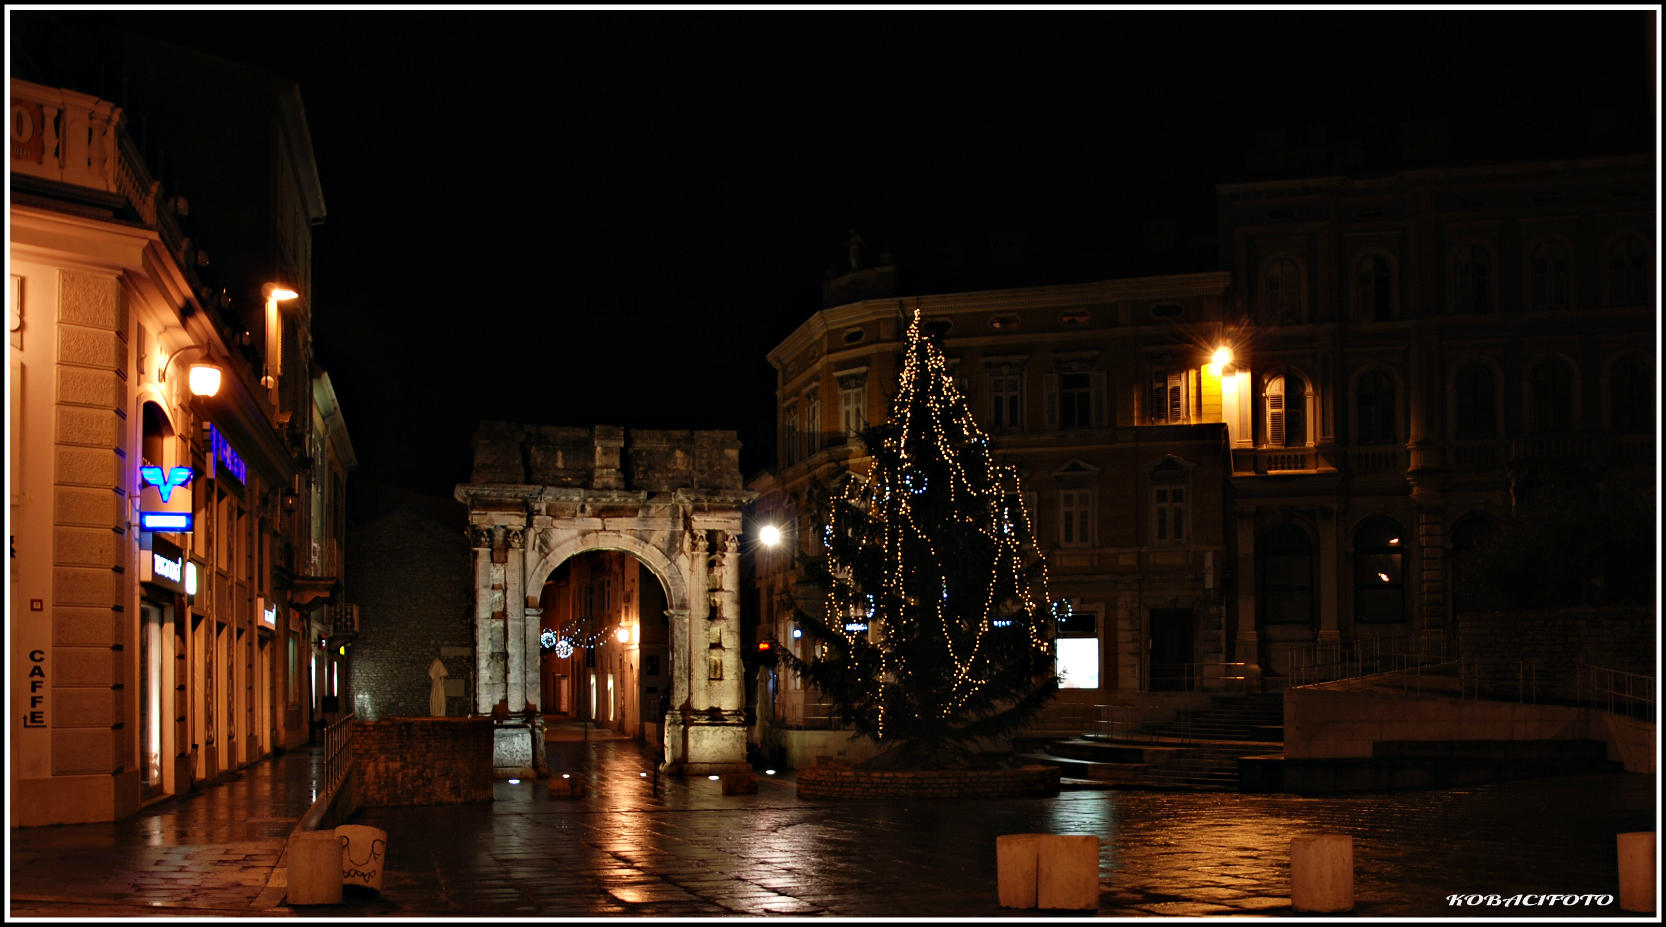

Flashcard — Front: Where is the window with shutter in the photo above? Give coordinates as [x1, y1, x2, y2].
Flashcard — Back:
[1090, 371, 1107, 427]
[1355, 371, 1397, 445]
[806, 390, 820, 455]
[1267, 377, 1286, 447]
[991, 375, 1022, 430]
[1060, 490, 1092, 548]
[1607, 235, 1650, 307]
[1059, 373, 1092, 429]
[841, 386, 865, 437]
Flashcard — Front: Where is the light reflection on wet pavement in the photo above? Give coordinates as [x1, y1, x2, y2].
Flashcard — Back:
[339, 738, 1652, 918]
[9, 734, 1654, 918]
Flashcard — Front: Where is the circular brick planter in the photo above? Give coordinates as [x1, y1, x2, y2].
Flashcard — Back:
[796, 764, 1060, 800]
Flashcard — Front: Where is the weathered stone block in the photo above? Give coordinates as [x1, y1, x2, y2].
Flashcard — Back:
[56, 270, 125, 330]
[53, 526, 121, 567]
[1037, 835, 1099, 910]
[54, 607, 122, 646]
[1291, 834, 1354, 913]
[287, 830, 344, 905]
[54, 446, 120, 487]
[55, 487, 125, 528]
[997, 833, 1043, 908]
[55, 366, 125, 409]
[54, 687, 120, 727]
[1618, 831, 1655, 914]
[53, 566, 122, 608]
[54, 406, 125, 449]
[54, 646, 116, 686]
[51, 727, 114, 775]
[57, 325, 124, 369]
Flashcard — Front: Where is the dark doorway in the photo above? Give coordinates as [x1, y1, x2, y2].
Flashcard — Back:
[1148, 608, 1195, 692]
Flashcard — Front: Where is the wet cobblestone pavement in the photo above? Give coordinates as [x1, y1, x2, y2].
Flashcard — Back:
[10, 731, 1657, 919]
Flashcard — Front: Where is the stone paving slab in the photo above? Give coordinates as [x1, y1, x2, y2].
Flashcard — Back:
[9, 735, 1657, 919]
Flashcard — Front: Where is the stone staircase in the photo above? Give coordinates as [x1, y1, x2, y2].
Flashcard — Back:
[1018, 694, 1284, 791]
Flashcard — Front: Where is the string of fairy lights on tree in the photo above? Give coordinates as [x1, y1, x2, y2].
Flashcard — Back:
[781, 307, 1062, 762]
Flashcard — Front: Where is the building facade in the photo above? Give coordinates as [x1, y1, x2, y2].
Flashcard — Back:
[9, 41, 350, 824]
[746, 154, 1655, 755]
[1217, 154, 1655, 682]
[750, 271, 1243, 742]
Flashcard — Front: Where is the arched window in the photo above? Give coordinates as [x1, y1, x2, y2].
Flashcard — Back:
[1454, 364, 1498, 439]
[1606, 235, 1651, 307]
[1266, 373, 1307, 448]
[1356, 254, 1394, 322]
[1528, 239, 1570, 310]
[1261, 525, 1313, 625]
[141, 401, 171, 469]
[1450, 517, 1501, 618]
[1355, 371, 1397, 445]
[1454, 244, 1494, 314]
[1352, 521, 1405, 624]
[1609, 356, 1654, 435]
[1264, 255, 1305, 325]
[1530, 359, 1575, 433]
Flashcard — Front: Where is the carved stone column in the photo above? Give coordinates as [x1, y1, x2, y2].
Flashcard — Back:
[505, 523, 527, 713]
[1317, 505, 1341, 643]
[471, 526, 498, 714]
[662, 606, 690, 771]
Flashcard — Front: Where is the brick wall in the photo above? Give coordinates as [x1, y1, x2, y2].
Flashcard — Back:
[1458, 606, 1655, 700]
[354, 717, 493, 806]
[796, 764, 1060, 800]
[348, 507, 473, 720]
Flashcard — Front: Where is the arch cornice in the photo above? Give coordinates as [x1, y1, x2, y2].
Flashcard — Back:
[527, 528, 689, 613]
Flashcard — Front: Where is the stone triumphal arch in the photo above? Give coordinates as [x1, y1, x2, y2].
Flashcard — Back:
[455, 422, 756, 776]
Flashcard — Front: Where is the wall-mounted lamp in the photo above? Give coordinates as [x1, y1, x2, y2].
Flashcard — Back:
[159, 344, 223, 397]
[759, 525, 782, 547]
[616, 626, 630, 644]
[1212, 346, 1234, 368]
[281, 489, 299, 512]
[261, 283, 298, 390]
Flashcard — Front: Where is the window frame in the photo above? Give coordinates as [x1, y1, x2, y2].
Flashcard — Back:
[1353, 251, 1398, 322]
[1527, 355, 1579, 434]
[1351, 519, 1407, 625]
[1262, 369, 1311, 449]
[1451, 241, 1497, 315]
[1059, 488, 1093, 549]
[1603, 353, 1654, 435]
[1525, 236, 1574, 311]
[1603, 233, 1652, 308]
[1449, 358, 1503, 441]
[1262, 253, 1307, 325]
[990, 373, 1023, 431]
[1351, 367, 1400, 446]
[1260, 524, 1316, 626]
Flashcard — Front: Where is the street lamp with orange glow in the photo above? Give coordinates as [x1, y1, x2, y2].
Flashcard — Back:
[261, 283, 298, 390]
[159, 344, 223, 397]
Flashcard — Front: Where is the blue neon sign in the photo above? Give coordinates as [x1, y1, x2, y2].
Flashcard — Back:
[139, 466, 194, 503]
[140, 512, 193, 531]
[209, 424, 247, 484]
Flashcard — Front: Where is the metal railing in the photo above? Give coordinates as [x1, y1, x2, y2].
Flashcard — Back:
[1144, 662, 1252, 693]
[1034, 700, 1096, 734]
[1288, 636, 1452, 688]
[299, 538, 340, 578]
[1095, 703, 1190, 743]
[1582, 666, 1655, 721]
[323, 712, 356, 794]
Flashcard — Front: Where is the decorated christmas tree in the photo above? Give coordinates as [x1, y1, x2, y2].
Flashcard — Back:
[781, 309, 1060, 768]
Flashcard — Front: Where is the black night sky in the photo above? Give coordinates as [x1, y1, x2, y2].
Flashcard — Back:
[40, 11, 1659, 500]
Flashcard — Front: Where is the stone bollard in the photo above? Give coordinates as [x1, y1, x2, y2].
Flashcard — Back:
[336, 824, 388, 893]
[287, 830, 344, 905]
[721, 771, 758, 795]
[1290, 834, 1354, 913]
[1037, 835, 1100, 910]
[996, 834, 1043, 908]
[996, 834, 1099, 911]
[549, 774, 585, 798]
[1618, 831, 1655, 914]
